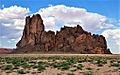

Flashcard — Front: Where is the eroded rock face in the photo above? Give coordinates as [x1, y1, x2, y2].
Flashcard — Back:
[16, 14, 44, 47]
[16, 14, 111, 54]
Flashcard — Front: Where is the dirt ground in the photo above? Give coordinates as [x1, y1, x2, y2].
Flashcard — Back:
[0, 54, 119, 75]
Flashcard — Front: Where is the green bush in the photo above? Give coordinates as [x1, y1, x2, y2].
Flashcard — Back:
[52, 63, 61, 68]
[76, 64, 83, 70]
[97, 64, 103, 67]
[86, 67, 92, 70]
[84, 72, 93, 75]
[52, 62, 70, 70]
[60, 62, 70, 70]
[111, 63, 120, 67]
[17, 69, 26, 74]
[37, 66, 45, 71]
[2, 65, 13, 70]
[37, 64, 46, 71]
[56, 73, 62, 75]
[67, 72, 74, 75]
[21, 63, 30, 68]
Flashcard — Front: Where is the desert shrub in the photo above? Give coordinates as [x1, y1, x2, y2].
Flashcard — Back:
[67, 72, 74, 75]
[37, 65, 46, 71]
[32, 65, 38, 69]
[6, 70, 12, 73]
[21, 63, 31, 69]
[87, 59, 93, 62]
[59, 62, 70, 70]
[66, 57, 77, 65]
[76, 64, 83, 70]
[28, 61, 36, 64]
[61, 64, 70, 70]
[52, 62, 70, 70]
[86, 67, 92, 70]
[96, 59, 106, 64]
[31, 71, 37, 74]
[37, 62, 46, 71]
[111, 63, 120, 67]
[94, 58, 107, 67]
[78, 58, 86, 63]
[13, 66, 19, 69]
[56, 73, 62, 75]
[52, 62, 61, 68]
[17, 69, 26, 74]
[70, 68, 77, 72]
[38, 61, 48, 67]
[117, 60, 120, 63]
[11, 59, 21, 67]
[2, 65, 13, 70]
[84, 72, 93, 75]
[97, 63, 103, 67]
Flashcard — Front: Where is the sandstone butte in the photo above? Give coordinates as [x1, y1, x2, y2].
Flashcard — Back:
[15, 14, 111, 54]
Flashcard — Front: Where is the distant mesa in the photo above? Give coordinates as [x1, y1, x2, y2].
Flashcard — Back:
[15, 14, 111, 54]
[0, 48, 14, 53]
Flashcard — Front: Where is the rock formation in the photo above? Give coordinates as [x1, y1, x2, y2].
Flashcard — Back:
[0, 48, 14, 53]
[16, 14, 111, 54]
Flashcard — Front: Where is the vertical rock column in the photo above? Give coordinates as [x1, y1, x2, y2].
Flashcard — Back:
[16, 14, 44, 48]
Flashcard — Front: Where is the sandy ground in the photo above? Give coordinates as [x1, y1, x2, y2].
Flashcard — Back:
[0, 54, 119, 57]
[0, 54, 119, 75]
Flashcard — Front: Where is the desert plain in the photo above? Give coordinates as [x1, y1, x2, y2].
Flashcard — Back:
[0, 54, 119, 75]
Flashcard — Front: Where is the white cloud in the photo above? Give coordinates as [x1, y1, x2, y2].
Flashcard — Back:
[101, 29, 120, 54]
[37, 5, 113, 32]
[0, 5, 29, 30]
[0, 5, 30, 48]
[43, 17, 56, 31]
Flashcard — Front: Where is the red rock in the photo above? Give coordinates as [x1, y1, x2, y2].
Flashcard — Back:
[16, 14, 44, 47]
[16, 14, 111, 54]
[0, 48, 13, 53]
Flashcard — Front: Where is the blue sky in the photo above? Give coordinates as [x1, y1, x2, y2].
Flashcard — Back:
[0, 0, 120, 54]
[1, 0, 119, 18]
